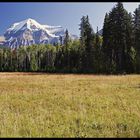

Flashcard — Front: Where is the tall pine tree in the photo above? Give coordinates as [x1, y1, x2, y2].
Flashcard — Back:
[79, 15, 95, 73]
[134, 5, 140, 73]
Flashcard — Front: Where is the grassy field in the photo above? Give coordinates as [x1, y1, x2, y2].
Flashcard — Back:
[0, 73, 140, 137]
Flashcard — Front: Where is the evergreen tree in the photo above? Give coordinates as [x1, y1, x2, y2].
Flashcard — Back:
[62, 29, 71, 72]
[102, 13, 111, 73]
[59, 36, 63, 46]
[134, 5, 140, 73]
[79, 15, 95, 73]
[124, 12, 136, 73]
[94, 27, 103, 73]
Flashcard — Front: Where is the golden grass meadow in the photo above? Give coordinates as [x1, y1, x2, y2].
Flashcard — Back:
[0, 73, 140, 137]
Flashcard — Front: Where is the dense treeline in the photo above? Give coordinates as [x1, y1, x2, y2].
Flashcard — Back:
[0, 2, 140, 74]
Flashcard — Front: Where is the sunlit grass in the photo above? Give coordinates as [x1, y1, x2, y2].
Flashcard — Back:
[0, 73, 140, 137]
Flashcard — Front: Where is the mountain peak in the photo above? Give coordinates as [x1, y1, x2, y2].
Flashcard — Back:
[23, 18, 37, 25]
[6, 18, 44, 33]
[23, 18, 41, 25]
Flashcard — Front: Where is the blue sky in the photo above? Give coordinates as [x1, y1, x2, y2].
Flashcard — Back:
[0, 2, 140, 36]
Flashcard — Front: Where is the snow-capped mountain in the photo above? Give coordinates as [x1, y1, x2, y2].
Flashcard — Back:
[2, 18, 78, 48]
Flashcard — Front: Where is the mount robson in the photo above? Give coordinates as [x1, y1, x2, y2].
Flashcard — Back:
[0, 18, 78, 48]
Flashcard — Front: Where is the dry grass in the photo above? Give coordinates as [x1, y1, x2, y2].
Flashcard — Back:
[0, 72, 140, 137]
